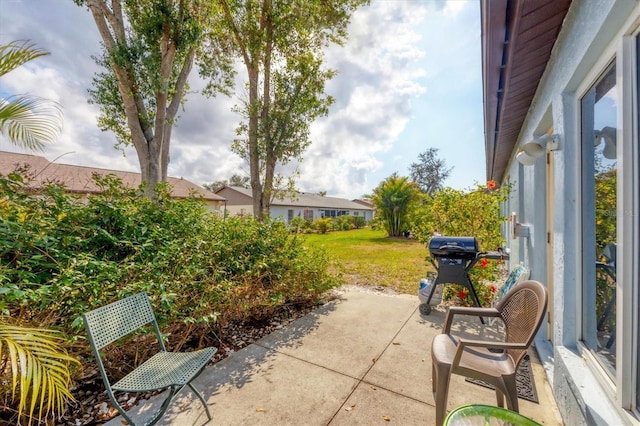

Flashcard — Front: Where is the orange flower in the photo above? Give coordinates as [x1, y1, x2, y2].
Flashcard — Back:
[487, 180, 497, 189]
[480, 258, 489, 268]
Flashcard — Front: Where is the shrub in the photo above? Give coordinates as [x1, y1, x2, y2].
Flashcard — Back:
[335, 215, 354, 231]
[410, 181, 510, 288]
[0, 170, 339, 382]
[314, 217, 333, 234]
[353, 216, 366, 229]
[441, 276, 499, 307]
[289, 216, 307, 233]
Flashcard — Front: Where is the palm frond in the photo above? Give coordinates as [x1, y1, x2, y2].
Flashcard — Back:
[0, 324, 79, 424]
[0, 40, 49, 77]
[0, 95, 63, 151]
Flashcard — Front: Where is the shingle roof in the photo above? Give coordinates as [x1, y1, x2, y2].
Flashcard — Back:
[220, 186, 374, 210]
[0, 151, 225, 202]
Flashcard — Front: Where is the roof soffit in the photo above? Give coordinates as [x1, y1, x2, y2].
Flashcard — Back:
[482, 0, 572, 183]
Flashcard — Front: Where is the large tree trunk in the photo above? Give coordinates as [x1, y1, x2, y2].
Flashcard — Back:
[220, 0, 264, 219]
[260, 0, 274, 219]
[248, 64, 263, 218]
[85, 0, 195, 199]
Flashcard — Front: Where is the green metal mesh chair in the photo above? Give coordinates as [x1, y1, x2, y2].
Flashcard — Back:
[83, 292, 217, 426]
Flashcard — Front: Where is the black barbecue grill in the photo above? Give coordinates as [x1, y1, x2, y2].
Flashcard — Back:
[421, 236, 507, 321]
[428, 236, 479, 259]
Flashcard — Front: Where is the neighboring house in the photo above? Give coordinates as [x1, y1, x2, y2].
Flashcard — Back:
[482, 0, 639, 423]
[352, 198, 375, 209]
[214, 186, 375, 223]
[0, 152, 226, 212]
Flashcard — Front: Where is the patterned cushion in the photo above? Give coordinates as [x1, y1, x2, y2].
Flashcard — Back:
[497, 264, 529, 299]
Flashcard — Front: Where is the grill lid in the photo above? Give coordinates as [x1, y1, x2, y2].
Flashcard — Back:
[428, 236, 480, 258]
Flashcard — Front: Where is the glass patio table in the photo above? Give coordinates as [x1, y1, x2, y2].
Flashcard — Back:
[444, 404, 541, 426]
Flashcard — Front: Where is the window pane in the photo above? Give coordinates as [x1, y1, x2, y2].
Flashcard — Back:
[581, 63, 618, 378]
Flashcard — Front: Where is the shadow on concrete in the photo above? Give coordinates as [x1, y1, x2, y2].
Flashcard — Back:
[108, 299, 340, 426]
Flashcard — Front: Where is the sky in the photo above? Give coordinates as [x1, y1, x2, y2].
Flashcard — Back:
[0, 0, 487, 200]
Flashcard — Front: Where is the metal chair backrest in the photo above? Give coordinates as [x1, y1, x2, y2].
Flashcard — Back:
[495, 280, 548, 366]
[83, 292, 165, 351]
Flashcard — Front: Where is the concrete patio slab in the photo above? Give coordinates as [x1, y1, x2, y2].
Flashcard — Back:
[104, 287, 563, 426]
[363, 306, 445, 403]
[257, 290, 419, 379]
[329, 381, 433, 426]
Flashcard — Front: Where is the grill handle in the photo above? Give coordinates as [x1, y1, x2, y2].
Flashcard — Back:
[435, 244, 466, 251]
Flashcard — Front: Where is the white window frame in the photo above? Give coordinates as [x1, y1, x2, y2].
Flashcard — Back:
[620, 28, 639, 414]
[573, 13, 640, 415]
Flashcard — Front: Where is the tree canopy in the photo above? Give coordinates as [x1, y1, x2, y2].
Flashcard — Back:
[210, 0, 369, 219]
[371, 173, 420, 238]
[76, 0, 226, 198]
[409, 147, 452, 197]
[203, 173, 250, 191]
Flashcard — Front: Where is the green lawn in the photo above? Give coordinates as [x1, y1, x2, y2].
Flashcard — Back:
[301, 228, 434, 295]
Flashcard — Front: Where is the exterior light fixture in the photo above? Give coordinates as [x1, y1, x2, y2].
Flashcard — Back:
[515, 134, 558, 166]
[594, 126, 617, 159]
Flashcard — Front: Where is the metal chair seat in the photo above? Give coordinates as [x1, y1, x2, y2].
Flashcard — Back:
[113, 348, 217, 392]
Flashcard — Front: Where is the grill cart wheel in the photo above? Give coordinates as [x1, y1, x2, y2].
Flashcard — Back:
[419, 303, 431, 315]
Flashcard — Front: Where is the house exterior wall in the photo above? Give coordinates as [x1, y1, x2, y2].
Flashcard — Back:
[215, 187, 253, 217]
[502, 1, 639, 423]
[201, 200, 224, 213]
[216, 187, 374, 223]
[223, 204, 253, 217]
[269, 206, 374, 224]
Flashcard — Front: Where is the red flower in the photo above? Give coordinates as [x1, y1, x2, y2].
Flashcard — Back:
[458, 290, 467, 299]
[487, 180, 497, 189]
[480, 258, 489, 268]
[490, 285, 497, 293]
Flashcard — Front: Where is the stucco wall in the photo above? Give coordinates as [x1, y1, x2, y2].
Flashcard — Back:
[269, 206, 374, 224]
[504, 1, 638, 424]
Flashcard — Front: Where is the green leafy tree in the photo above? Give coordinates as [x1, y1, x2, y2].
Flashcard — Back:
[409, 147, 452, 197]
[594, 168, 616, 326]
[595, 168, 616, 254]
[203, 173, 250, 191]
[75, 0, 228, 198]
[371, 173, 420, 237]
[203, 180, 227, 192]
[211, 0, 368, 219]
[0, 40, 63, 151]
